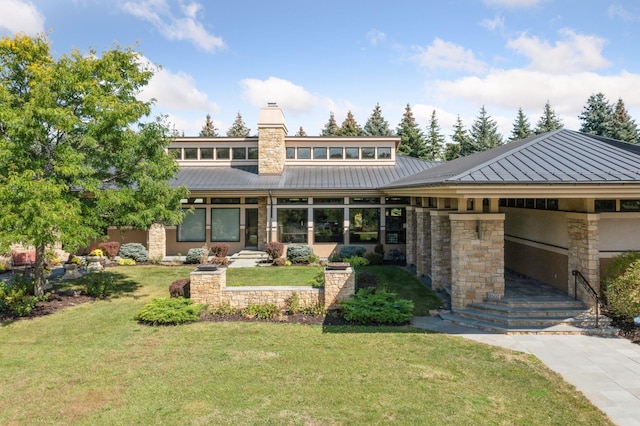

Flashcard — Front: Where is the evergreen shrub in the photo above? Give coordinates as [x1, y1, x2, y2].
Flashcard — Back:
[344, 256, 369, 267]
[119, 243, 148, 262]
[135, 298, 205, 325]
[185, 248, 208, 264]
[286, 244, 314, 264]
[339, 246, 366, 260]
[606, 260, 640, 319]
[365, 252, 384, 265]
[340, 288, 414, 325]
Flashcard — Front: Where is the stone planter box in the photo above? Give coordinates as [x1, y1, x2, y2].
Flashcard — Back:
[62, 263, 82, 280]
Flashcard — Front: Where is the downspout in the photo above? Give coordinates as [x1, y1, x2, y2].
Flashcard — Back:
[268, 190, 274, 243]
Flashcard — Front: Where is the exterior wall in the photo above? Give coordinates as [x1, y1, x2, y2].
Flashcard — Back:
[567, 213, 600, 306]
[599, 213, 640, 252]
[505, 239, 568, 291]
[430, 210, 451, 290]
[106, 228, 148, 247]
[450, 214, 505, 309]
[166, 228, 244, 256]
[415, 207, 431, 277]
[405, 207, 416, 266]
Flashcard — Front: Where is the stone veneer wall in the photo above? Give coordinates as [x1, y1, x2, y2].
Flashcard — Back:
[147, 223, 166, 260]
[430, 211, 451, 290]
[257, 127, 286, 175]
[190, 267, 354, 310]
[415, 208, 432, 277]
[405, 207, 416, 266]
[567, 213, 600, 307]
[258, 197, 268, 250]
[449, 214, 505, 309]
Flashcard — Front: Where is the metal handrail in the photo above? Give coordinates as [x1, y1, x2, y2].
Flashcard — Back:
[571, 270, 601, 328]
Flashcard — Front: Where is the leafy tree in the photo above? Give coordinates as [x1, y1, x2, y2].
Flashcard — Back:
[469, 105, 503, 153]
[424, 110, 444, 161]
[509, 108, 533, 142]
[611, 98, 639, 144]
[321, 112, 339, 136]
[396, 104, 427, 158]
[451, 115, 473, 157]
[534, 101, 563, 134]
[338, 110, 363, 136]
[226, 112, 251, 137]
[199, 114, 218, 137]
[0, 34, 188, 295]
[294, 126, 307, 136]
[579, 92, 614, 137]
[363, 103, 394, 136]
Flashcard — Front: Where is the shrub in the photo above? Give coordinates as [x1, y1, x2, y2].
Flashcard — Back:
[211, 256, 229, 267]
[286, 292, 301, 314]
[242, 303, 280, 320]
[119, 243, 148, 262]
[98, 242, 121, 260]
[135, 298, 206, 325]
[82, 272, 116, 298]
[340, 288, 414, 325]
[606, 259, 640, 319]
[339, 246, 366, 260]
[344, 256, 369, 267]
[117, 258, 136, 266]
[286, 244, 314, 264]
[265, 241, 285, 260]
[169, 278, 190, 298]
[0, 276, 45, 317]
[273, 257, 286, 266]
[210, 243, 230, 258]
[185, 248, 208, 264]
[356, 272, 378, 290]
[209, 303, 237, 315]
[365, 252, 384, 265]
[307, 270, 324, 287]
[44, 250, 61, 266]
[374, 243, 385, 257]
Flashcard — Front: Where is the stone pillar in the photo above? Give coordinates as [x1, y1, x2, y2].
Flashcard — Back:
[449, 213, 505, 310]
[258, 197, 268, 250]
[323, 267, 355, 310]
[147, 223, 166, 260]
[190, 268, 227, 305]
[430, 211, 451, 290]
[257, 103, 288, 175]
[567, 213, 600, 306]
[415, 208, 432, 277]
[405, 207, 416, 266]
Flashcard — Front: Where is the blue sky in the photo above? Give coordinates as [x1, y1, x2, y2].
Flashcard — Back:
[2, 0, 640, 141]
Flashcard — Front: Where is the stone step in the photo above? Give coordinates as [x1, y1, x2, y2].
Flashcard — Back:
[468, 302, 589, 318]
[452, 307, 611, 328]
[486, 298, 587, 309]
[230, 250, 268, 259]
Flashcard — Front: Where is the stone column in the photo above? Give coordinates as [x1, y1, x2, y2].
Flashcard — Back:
[405, 207, 416, 266]
[257, 104, 287, 175]
[415, 208, 432, 277]
[567, 213, 600, 306]
[323, 267, 355, 310]
[147, 223, 166, 261]
[449, 213, 505, 310]
[430, 210, 451, 290]
[190, 268, 227, 306]
[258, 197, 268, 250]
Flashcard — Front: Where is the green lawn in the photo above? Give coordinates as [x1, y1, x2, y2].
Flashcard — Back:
[226, 265, 324, 287]
[0, 266, 612, 425]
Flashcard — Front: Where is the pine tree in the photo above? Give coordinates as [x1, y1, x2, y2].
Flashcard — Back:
[396, 104, 427, 158]
[534, 101, 563, 134]
[338, 110, 363, 136]
[294, 126, 307, 136]
[443, 143, 461, 161]
[199, 114, 218, 137]
[363, 103, 394, 136]
[451, 115, 473, 157]
[579, 93, 614, 137]
[424, 110, 445, 161]
[321, 112, 339, 136]
[611, 98, 639, 143]
[509, 108, 533, 142]
[469, 105, 503, 152]
[226, 112, 251, 137]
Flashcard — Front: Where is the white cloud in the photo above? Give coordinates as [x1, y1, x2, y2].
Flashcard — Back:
[239, 77, 320, 115]
[0, 0, 44, 35]
[120, 0, 225, 52]
[366, 29, 386, 46]
[480, 16, 504, 32]
[412, 38, 487, 74]
[507, 29, 610, 73]
[608, 4, 640, 21]
[484, 0, 547, 8]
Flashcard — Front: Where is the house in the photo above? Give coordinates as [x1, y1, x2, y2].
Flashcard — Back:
[110, 104, 640, 310]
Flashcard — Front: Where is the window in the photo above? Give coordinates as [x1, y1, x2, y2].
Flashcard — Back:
[178, 208, 206, 242]
[349, 208, 379, 243]
[385, 208, 406, 244]
[210, 198, 240, 204]
[345, 147, 359, 159]
[232, 147, 246, 160]
[297, 147, 311, 159]
[595, 199, 616, 212]
[314, 208, 344, 243]
[385, 197, 410, 205]
[525, 198, 535, 209]
[181, 198, 206, 204]
[216, 147, 230, 160]
[535, 199, 546, 209]
[546, 199, 559, 210]
[248, 147, 259, 159]
[313, 197, 343, 204]
[184, 147, 198, 160]
[350, 197, 379, 204]
[200, 148, 214, 159]
[286, 147, 295, 159]
[168, 148, 182, 159]
[277, 197, 308, 204]
[621, 200, 640, 212]
[245, 198, 259, 204]
[211, 208, 240, 242]
[378, 147, 392, 159]
[278, 209, 308, 243]
[329, 147, 343, 159]
[313, 147, 327, 159]
[361, 147, 375, 159]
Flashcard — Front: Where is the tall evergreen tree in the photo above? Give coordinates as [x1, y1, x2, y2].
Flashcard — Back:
[534, 101, 563, 134]
[363, 103, 394, 136]
[579, 92, 614, 137]
[294, 126, 307, 136]
[443, 143, 461, 161]
[509, 108, 533, 141]
[424, 110, 445, 161]
[469, 105, 503, 152]
[451, 115, 472, 157]
[321, 112, 339, 136]
[226, 112, 251, 137]
[396, 103, 427, 158]
[338, 110, 363, 136]
[199, 114, 218, 137]
[611, 98, 639, 143]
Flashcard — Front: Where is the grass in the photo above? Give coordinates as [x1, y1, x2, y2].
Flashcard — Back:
[226, 265, 324, 287]
[0, 265, 613, 425]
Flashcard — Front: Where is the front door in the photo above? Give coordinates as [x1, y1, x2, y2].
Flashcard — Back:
[245, 209, 259, 248]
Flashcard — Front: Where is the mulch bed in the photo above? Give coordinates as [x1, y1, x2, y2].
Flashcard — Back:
[0, 290, 94, 322]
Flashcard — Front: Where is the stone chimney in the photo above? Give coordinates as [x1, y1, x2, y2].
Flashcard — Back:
[257, 103, 288, 175]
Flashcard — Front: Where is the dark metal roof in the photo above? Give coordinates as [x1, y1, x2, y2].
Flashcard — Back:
[384, 129, 640, 188]
[172, 156, 436, 191]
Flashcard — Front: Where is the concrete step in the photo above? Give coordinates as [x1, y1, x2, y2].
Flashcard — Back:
[230, 250, 268, 260]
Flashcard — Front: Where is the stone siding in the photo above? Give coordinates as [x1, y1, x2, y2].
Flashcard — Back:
[415, 208, 431, 277]
[405, 207, 416, 266]
[430, 211, 451, 290]
[567, 213, 600, 307]
[258, 197, 268, 250]
[324, 268, 356, 310]
[257, 127, 286, 175]
[147, 223, 166, 260]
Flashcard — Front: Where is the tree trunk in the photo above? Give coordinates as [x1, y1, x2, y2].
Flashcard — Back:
[33, 243, 46, 297]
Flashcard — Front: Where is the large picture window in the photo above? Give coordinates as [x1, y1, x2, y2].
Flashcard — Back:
[385, 208, 406, 244]
[178, 208, 206, 242]
[349, 208, 379, 243]
[278, 209, 308, 243]
[314, 208, 344, 243]
[211, 208, 240, 242]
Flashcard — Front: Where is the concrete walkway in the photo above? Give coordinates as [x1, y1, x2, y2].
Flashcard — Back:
[412, 316, 640, 426]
